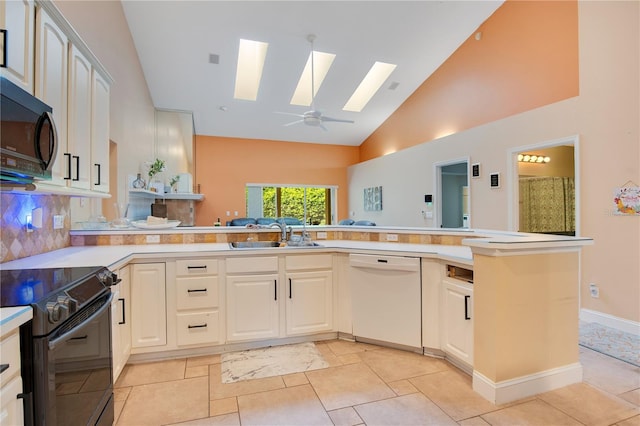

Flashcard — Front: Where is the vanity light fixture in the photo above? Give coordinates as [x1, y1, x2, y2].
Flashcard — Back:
[518, 154, 550, 163]
[234, 39, 269, 101]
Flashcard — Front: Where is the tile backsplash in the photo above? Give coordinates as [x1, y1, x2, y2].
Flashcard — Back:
[0, 193, 71, 263]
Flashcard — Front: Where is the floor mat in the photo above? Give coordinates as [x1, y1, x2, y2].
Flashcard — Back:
[221, 342, 329, 383]
[579, 322, 640, 367]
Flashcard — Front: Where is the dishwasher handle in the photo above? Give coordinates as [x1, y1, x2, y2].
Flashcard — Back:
[349, 256, 419, 272]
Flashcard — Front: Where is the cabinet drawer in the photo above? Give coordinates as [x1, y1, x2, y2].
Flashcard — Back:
[176, 276, 219, 310]
[0, 376, 24, 426]
[176, 311, 219, 346]
[176, 259, 218, 276]
[286, 254, 333, 271]
[226, 256, 278, 274]
[0, 332, 21, 381]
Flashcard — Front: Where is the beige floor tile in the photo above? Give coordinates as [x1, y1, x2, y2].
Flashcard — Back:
[325, 339, 384, 356]
[459, 416, 491, 425]
[616, 415, 640, 426]
[116, 376, 208, 426]
[581, 348, 640, 396]
[282, 372, 308, 387]
[187, 354, 222, 367]
[480, 399, 582, 425]
[306, 362, 395, 411]
[354, 392, 457, 425]
[210, 397, 238, 416]
[116, 358, 186, 388]
[328, 406, 363, 426]
[358, 347, 450, 382]
[186, 365, 210, 378]
[538, 382, 640, 426]
[410, 369, 497, 421]
[113, 386, 131, 401]
[315, 342, 345, 367]
[620, 388, 640, 406]
[237, 384, 332, 425]
[209, 363, 285, 400]
[338, 353, 362, 365]
[388, 379, 419, 396]
[167, 412, 241, 425]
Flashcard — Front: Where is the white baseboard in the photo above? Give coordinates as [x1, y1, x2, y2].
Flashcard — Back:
[472, 363, 583, 405]
[580, 308, 640, 336]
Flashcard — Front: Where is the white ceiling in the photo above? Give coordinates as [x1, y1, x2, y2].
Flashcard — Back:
[121, 1, 503, 147]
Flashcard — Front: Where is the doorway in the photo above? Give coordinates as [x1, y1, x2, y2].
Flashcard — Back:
[435, 159, 469, 228]
[509, 136, 579, 236]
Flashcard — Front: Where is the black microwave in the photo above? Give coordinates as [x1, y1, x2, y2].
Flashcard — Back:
[1, 76, 58, 184]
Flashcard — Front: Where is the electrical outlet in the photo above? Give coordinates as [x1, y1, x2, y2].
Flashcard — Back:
[53, 215, 64, 229]
[386, 233, 398, 242]
[146, 235, 160, 244]
[589, 283, 599, 298]
[316, 231, 327, 240]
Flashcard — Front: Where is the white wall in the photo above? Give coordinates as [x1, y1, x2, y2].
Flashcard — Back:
[348, 1, 639, 324]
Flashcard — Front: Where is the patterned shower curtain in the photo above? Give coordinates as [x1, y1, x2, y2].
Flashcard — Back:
[519, 177, 575, 234]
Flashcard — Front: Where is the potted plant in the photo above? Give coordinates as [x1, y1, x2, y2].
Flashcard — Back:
[146, 158, 166, 191]
[169, 175, 180, 192]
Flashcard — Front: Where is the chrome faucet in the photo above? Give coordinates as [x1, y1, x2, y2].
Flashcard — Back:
[269, 222, 289, 242]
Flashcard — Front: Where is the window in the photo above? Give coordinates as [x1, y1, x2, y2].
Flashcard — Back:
[246, 185, 337, 225]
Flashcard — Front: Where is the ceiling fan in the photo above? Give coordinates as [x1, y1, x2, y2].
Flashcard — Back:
[276, 34, 354, 132]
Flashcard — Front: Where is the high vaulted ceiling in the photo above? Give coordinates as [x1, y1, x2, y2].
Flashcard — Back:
[122, 1, 503, 147]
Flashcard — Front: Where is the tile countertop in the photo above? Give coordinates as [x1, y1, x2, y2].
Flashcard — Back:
[1, 306, 33, 337]
[0, 240, 474, 270]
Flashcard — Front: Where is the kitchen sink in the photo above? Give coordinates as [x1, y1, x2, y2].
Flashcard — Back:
[229, 241, 323, 249]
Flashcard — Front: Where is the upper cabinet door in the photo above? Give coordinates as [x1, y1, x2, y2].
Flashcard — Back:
[67, 44, 92, 190]
[35, 8, 68, 187]
[0, 0, 34, 93]
[91, 70, 110, 193]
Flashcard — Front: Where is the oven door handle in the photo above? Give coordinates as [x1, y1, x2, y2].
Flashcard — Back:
[48, 292, 113, 350]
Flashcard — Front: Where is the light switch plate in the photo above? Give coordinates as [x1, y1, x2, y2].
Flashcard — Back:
[316, 231, 327, 240]
[146, 235, 160, 243]
[386, 234, 399, 241]
[53, 215, 64, 229]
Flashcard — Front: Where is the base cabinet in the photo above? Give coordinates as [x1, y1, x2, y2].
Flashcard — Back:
[441, 278, 473, 367]
[111, 265, 131, 381]
[0, 332, 24, 426]
[131, 263, 166, 349]
[285, 270, 333, 336]
[226, 273, 279, 342]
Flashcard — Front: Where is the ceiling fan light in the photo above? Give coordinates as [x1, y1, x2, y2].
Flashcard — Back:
[234, 39, 269, 101]
[343, 61, 397, 112]
[290, 51, 335, 106]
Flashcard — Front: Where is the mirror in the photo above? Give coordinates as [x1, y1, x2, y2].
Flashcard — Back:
[155, 109, 194, 177]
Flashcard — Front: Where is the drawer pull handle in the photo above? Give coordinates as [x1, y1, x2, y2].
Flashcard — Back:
[187, 288, 207, 293]
[289, 278, 292, 299]
[70, 335, 88, 341]
[377, 259, 388, 263]
[0, 364, 9, 374]
[119, 298, 126, 325]
[464, 295, 471, 320]
[187, 265, 207, 270]
[188, 323, 207, 329]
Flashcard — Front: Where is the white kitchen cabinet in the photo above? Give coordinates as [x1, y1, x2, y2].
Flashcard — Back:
[174, 259, 221, 346]
[0, 332, 24, 426]
[441, 265, 474, 369]
[35, 7, 68, 187]
[90, 69, 109, 193]
[111, 265, 131, 381]
[285, 254, 333, 336]
[0, 0, 34, 93]
[66, 44, 92, 190]
[226, 273, 279, 342]
[334, 253, 352, 334]
[131, 263, 166, 348]
[226, 256, 279, 342]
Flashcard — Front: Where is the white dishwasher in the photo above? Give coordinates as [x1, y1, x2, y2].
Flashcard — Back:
[349, 253, 422, 348]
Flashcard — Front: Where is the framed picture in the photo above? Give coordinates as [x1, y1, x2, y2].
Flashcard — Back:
[472, 163, 480, 178]
[364, 186, 382, 211]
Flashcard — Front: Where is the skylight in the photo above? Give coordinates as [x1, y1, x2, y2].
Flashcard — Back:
[234, 39, 269, 101]
[343, 61, 397, 112]
[290, 51, 335, 106]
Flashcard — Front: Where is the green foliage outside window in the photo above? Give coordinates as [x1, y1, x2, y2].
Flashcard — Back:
[258, 187, 327, 224]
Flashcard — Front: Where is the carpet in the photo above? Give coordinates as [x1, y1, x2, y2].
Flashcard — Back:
[221, 342, 329, 383]
[579, 322, 640, 367]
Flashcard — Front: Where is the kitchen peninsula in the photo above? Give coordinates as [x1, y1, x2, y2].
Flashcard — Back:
[1, 226, 592, 404]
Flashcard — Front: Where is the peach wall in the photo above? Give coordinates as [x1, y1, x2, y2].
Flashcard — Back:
[359, 0, 579, 161]
[194, 136, 360, 225]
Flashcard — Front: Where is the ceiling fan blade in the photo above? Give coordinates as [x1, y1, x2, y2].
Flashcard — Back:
[284, 119, 305, 127]
[274, 111, 305, 118]
[320, 116, 355, 124]
[320, 123, 329, 132]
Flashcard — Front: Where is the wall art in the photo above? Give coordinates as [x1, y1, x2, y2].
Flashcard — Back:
[364, 186, 382, 211]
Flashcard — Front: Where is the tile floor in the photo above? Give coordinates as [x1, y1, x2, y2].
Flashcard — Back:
[113, 340, 640, 426]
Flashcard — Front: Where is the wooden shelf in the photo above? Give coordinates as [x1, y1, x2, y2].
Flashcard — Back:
[129, 189, 204, 201]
